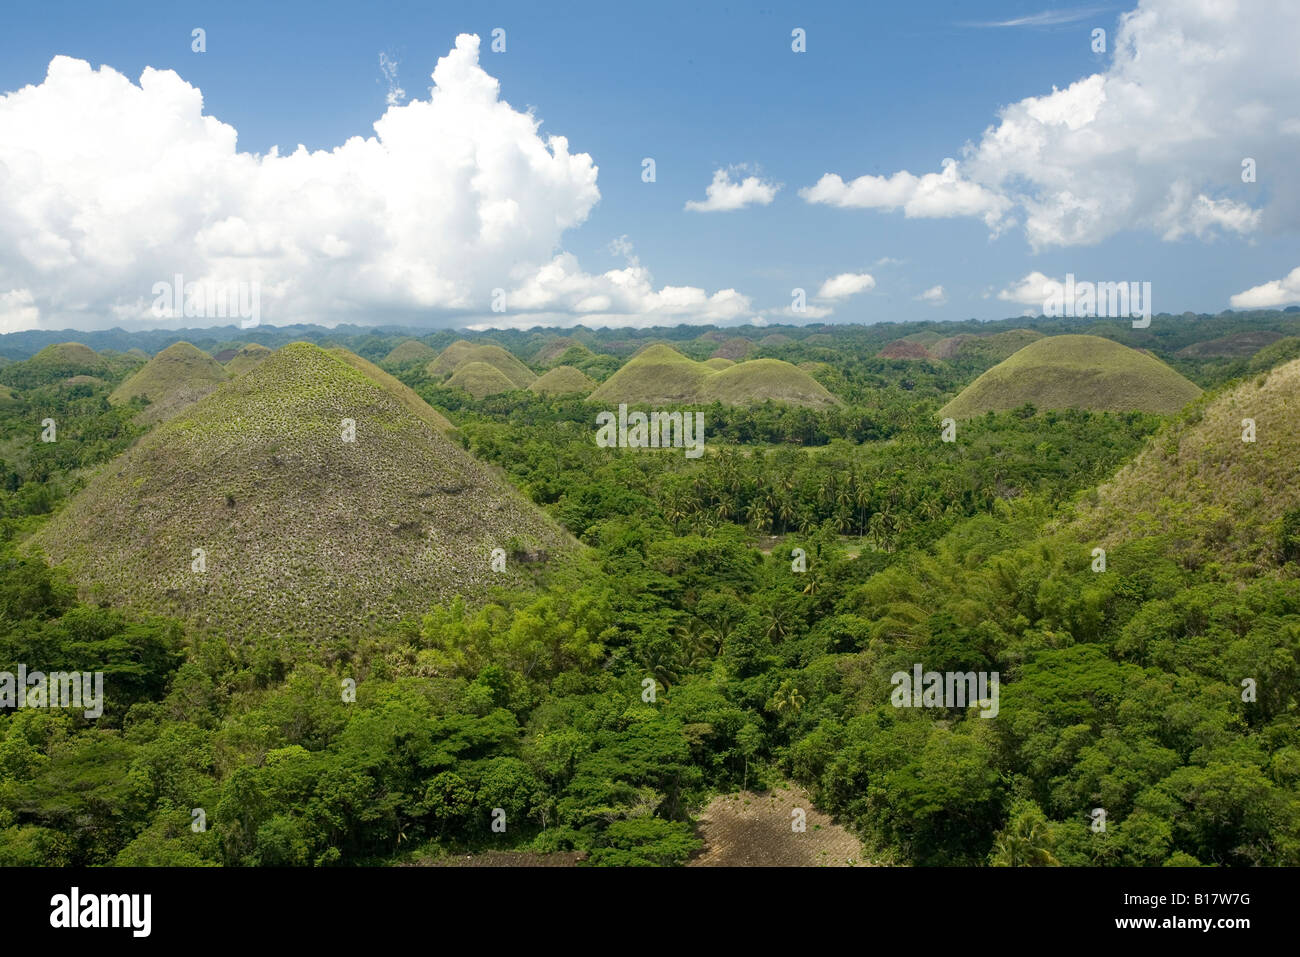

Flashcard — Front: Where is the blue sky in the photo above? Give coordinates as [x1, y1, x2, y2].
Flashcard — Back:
[1, 0, 1297, 330]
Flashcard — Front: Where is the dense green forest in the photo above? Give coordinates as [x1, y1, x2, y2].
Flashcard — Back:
[1, 312, 1297, 866]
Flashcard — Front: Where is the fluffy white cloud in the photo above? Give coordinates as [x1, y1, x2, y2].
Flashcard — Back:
[803, 0, 1298, 249]
[0, 36, 751, 329]
[685, 166, 781, 212]
[997, 271, 1059, 306]
[916, 285, 946, 304]
[800, 158, 1010, 229]
[816, 272, 876, 300]
[1230, 267, 1300, 308]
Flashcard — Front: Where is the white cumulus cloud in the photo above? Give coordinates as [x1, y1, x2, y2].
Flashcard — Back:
[1230, 267, 1300, 309]
[816, 272, 876, 300]
[685, 166, 781, 212]
[0, 35, 752, 330]
[916, 285, 947, 304]
[802, 0, 1299, 250]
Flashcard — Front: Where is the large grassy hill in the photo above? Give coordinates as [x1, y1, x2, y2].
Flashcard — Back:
[32, 342, 574, 638]
[383, 339, 439, 366]
[446, 361, 520, 398]
[529, 365, 596, 395]
[940, 334, 1200, 418]
[1072, 356, 1300, 568]
[109, 341, 229, 425]
[589, 344, 838, 408]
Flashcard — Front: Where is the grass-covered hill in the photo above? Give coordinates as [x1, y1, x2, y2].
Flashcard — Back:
[1176, 330, 1284, 359]
[31, 342, 574, 638]
[0, 342, 111, 388]
[529, 365, 596, 396]
[428, 342, 536, 389]
[426, 339, 481, 376]
[1072, 356, 1300, 568]
[327, 348, 452, 432]
[446, 361, 520, 398]
[589, 344, 712, 404]
[710, 337, 754, 361]
[702, 357, 735, 370]
[940, 334, 1201, 418]
[589, 344, 839, 408]
[224, 342, 273, 376]
[383, 339, 439, 366]
[698, 358, 840, 408]
[108, 341, 229, 425]
[533, 336, 592, 366]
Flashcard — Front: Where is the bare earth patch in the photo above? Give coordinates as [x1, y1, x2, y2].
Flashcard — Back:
[689, 785, 869, 866]
[415, 850, 587, 867]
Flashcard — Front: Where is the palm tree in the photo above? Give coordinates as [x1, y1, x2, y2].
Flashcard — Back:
[768, 679, 806, 718]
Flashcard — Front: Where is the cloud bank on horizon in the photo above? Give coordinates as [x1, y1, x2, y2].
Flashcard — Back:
[1, 1, 1299, 333]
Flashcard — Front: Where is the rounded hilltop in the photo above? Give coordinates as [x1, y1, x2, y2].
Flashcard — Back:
[940, 334, 1201, 419]
[589, 344, 839, 408]
[32, 342, 574, 638]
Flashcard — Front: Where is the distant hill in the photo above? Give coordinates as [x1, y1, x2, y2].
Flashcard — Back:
[1, 342, 109, 388]
[534, 337, 592, 366]
[589, 344, 713, 404]
[703, 357, 735, 370]
[1247, 336, 1300, 372]
[32, 343, 574, 637]
[699, 359, 840, 408]
[589, 344, 839, 408]
[879, 340, 934, 360]
[383, 340, 439, 366]
[109, 342, 229, 425]
[758, 334, 792, 348]
[427, 340, 482, 377]
[224, 343, 273, 377]
[710, 337, 754, 361]
[446, 361, 520, 398]
[952, 329, 1044, 365]
[529, 365, 596, 396]
[1073, 356, 1300, 566]
[429, 343, 535, 388]
[1176, 330, 1284, 359]
[940, 335, 1200, 418]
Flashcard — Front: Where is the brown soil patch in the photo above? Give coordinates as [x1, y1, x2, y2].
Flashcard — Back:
[689, 785, 868, 866]
[417, 850, 587, 867]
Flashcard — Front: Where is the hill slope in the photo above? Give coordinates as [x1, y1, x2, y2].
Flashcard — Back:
[446, 361, 519, 398]
[224, 343, 273, 376]
[590, 345, 838, 408]
[940, 335, 1200, 418]
[383, 340, 439, 366]
[427, 340, 481, 377]
[1, 342, 109, 388]
[589, 344, 713, 405]
[109, 342, 229, 424]
[530, 365, 597, 396]
[32, 343, 574, 638]
[326, 348, 453, 432]
[1072, 357, 1300, 566]
[699, 359, 840, 408]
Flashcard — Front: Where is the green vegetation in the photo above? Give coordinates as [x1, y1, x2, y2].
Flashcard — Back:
[32, 343, 573, 637]
[3, 311, 1298, 868]
[940, 335, 1201, 418]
